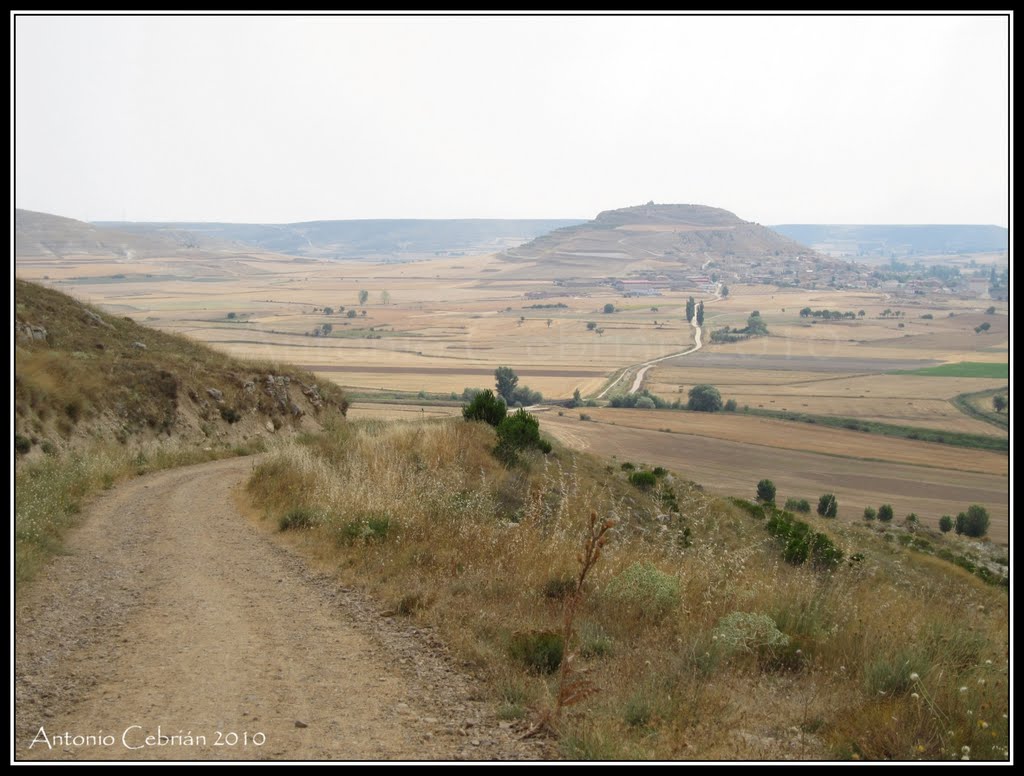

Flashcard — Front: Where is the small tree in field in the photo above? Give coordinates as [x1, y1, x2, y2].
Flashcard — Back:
[817, 493, 838, 518]
[358, 289, 369, 305]
[877, 504, 894, 522]
[863, 506, 877, 521]
[688, 384, 723, 412]
[938, 515, 954, 533]
[992, 395, 1007, 412]
[756, 479, 776, 505]
[495, 366, 519, 404]
[603, 303, 616, 314]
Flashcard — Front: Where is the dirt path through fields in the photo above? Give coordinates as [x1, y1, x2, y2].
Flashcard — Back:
[15, 457, 547, 762]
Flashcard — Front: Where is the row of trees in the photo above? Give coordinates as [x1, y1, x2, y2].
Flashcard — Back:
[710, 311, 767, 343]
[799, 307, 862, 320]
[759, 483, 992, 538]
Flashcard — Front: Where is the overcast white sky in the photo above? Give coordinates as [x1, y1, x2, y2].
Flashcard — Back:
[12, 12, 1011, 226]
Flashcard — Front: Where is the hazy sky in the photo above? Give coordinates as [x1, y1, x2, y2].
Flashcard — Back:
[12, 12, 1011, 226]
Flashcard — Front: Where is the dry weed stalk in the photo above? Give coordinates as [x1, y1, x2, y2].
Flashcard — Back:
[526, 510, 615, 738]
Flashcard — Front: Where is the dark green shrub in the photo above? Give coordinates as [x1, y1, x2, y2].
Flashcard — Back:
[756, 479, 776, 504]
[219, 406, 242, 423]
[955, 504, 990, 537]
[628, 470, 657, 490]
[688, 384, 723, 412]
[817, 493, 838, 518]
[863, 506, 877, 521]
[462, 389, 507, 426]
[939, 515, 954, 533]
[652, 466, 668, 478]
[724, 398, 738, 412]
[877, 504, 894, 522]
[542, 576, 577, 600]
[509, 630, 564, 674]
[15, 434, 31, 455]
[784, 498, 811, 514]
[620, 462, 635, 471]
[494, 408, 549, 463]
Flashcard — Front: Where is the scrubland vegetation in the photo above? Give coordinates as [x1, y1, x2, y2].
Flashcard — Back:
[247, 416, 1008, 760]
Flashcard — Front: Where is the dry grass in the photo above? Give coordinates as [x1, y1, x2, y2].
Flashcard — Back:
[246, 417, 1008, 760]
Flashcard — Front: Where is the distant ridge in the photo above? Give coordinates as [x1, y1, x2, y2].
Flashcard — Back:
[772, 224, 1008, 257]
[94, 218, 585, 259]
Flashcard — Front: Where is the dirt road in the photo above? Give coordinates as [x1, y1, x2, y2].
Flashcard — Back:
[15, 457, 547, 761]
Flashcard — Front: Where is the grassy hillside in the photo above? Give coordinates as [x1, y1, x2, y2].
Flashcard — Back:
[15, 278, 348, 459]
[14, 278, 349, 585]
[248, 417, 1008, 761]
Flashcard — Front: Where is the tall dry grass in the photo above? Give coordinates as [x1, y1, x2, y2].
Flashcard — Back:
[248, 418, 1008, 761]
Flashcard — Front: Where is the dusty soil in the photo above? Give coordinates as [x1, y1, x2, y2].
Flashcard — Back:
[15, 457, 551, 762]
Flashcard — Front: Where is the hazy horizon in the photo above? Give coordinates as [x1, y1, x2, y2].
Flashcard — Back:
[13, 12, 1011, 228]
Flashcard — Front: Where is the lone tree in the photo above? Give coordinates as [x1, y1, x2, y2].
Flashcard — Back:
[358, 289, 369, 305]
[720, 285, 729, 298]
[817, 493, 838, 518]
[756, 479, 776, 504]
[603, 303, 616, 314]
[696, 301, 704, 326]
[954, 504, 990, 538]
[685, 297, 696, 322]
[323, 306, 334, 315]
[462, 389, 507, 426]
[877, 504, 894, 522]
[586, 321, 597, 331]
[687, 384, 723, 413]
[993, 395, 1007, 412]
[380, 290, 391, 305]
[347, 309, 357, 318]
[495, 366, 519, 404]
[226, 311, 237, 319]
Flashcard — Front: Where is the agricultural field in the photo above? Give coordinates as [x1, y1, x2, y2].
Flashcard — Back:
[16, 245, 1008, 543]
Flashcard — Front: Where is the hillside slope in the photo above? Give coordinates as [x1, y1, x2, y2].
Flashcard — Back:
[15, 209, 208, 259]
[14, 279, 348, 462]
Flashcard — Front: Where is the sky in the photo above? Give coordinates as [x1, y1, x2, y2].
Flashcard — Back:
[12, 12, 1012, 226]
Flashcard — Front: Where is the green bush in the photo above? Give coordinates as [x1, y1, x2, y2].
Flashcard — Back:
[620, 462, 635, 471]
[939, 514, 954, 533]
[955, 504, 990, 537]
[817, 493, 838, 518]
[279, 507, 318, 531]
[462, 389, 507, 426]
[877, 504, 894, 522]
[603, 562, 680, 621]
[628, 470, 657, 490]
[509, 630, 564, 674]
[724, 398, 738, 412]
[494, 408, 549, 463]
[863, 506, 877, 521]
[713, 611, 789, 656]
[219, 406, 242, 424]
[784, 498, 811, 514]
[756, 479, 776, 504]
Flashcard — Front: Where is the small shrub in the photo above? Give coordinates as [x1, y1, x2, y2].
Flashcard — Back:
[620, 462, 635, 471]
[494, 408, 548, 463]
[652, 466, 668, 478]
[817, 493, 838, 518]
[864, 651, 922, 696]
[863, 506, 877, 521]
[628, 470, 657, 490]
[542, 576, 577, 601]
[784, 498, 811, 514]
[938, 514, 954, 533]
[509, 630, 564, 674]
[279, 507, 317, 531]
[579, 413, 591, 421]
[713, 611, 790, 656]
[724, 398, 738, 412]
[603, 562, 680, 621]
[15, 434, 32, 455]
[219, 406, 242, 424]
[578, 623, 613, 658]
[877, 503, 894, 522]
[756, 479, 776, 504]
